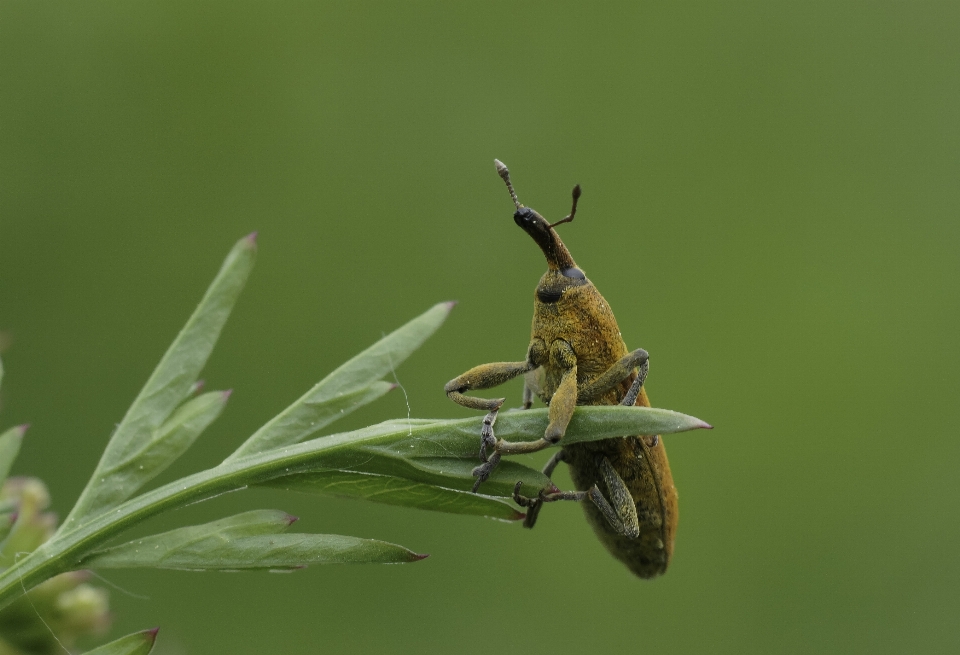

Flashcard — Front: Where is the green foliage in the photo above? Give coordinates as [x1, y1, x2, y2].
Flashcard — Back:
[82, 629, 158, 655]
[0, 235, 710, 653]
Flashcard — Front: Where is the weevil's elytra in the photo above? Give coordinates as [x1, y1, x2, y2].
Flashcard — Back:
[444, 160, 678, 578]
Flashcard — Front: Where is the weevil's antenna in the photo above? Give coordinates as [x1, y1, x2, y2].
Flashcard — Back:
[494, 159, 522, 209]
[549, 184, 581, 228]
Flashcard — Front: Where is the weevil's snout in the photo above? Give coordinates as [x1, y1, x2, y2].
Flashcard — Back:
[514, 206, 576, 271]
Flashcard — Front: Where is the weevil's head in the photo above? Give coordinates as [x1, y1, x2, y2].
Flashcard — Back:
[495, 159, 589, 302]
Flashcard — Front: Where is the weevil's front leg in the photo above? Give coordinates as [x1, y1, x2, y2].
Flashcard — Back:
[445, 360, 533, 462]
[473, 341, 578, 487]
[445, 340, 547, 490]
[577, 348, 649, 404]
[513, 456, 640, 537]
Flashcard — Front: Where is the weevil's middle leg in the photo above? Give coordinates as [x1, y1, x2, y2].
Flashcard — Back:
[577, 348, 649, 404]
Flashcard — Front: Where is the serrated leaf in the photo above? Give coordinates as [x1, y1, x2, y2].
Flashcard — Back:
[226, 302, 454, 461]
[263, 469, 524, 520]
[64, 235, 256, 530]
[83, 628, 158, 655]
[0, 425, 27, 488]
[85, 390, 231, 513]
[80, 511, 423, 570]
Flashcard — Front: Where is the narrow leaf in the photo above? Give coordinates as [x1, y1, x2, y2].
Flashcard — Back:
[263, 469, 524, 520]
[227, 382, 393, 461]
[81, 511, 422, 570]
[0, 425, 27, 487]
[65, 234, 256, 529]
[226, 301, 454, 461]
[273, 405, 710, 500]
[83, 628, 159, 655]
[89, 390, 231, 511]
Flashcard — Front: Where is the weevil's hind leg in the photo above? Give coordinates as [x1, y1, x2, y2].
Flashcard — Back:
[598, 457, 640, 538]
[512, 456, 640, 538]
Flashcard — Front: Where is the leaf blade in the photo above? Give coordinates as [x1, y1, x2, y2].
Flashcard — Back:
[88, 391, 231, 513]
[64, 235, 256, 529]
[0, 425, 27, 488]
[80, 511, 422, 570]
[263, 469, 524, 520]
[226, 302, 454, 461]
[82, 628, 159, 655]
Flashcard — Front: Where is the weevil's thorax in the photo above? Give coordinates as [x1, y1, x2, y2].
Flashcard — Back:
[532, 272, 629, 395]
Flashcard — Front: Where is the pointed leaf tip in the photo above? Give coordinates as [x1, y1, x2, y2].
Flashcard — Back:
[245, 231, 259, 245]
[412, 553, 430, 561]
[284, 514, 299, 526]
[443, 300, 458, 309]
[144, 627, 160, 640]
[222, 389, 234, 400]
[15, 424, 29, 437]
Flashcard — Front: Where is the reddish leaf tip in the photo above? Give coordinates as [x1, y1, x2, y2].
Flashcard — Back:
[699, 421, 714, 430]
[7, 511, 18, 525]
[442, 300, 458, 310]
[193, 379, 206, 393]
[512, 511, 527, 521]
[412, 553, 430, 561]
[222, 389, 234, 400]
[245, 231, 259, 244]
[388, 383, 399, 391]
[15, 424, 30, 436]
[284, 514, 300, 526]
[144, 627, 160, 641]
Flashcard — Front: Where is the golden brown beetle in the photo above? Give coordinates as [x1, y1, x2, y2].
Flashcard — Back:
[444, 160, 677, 578]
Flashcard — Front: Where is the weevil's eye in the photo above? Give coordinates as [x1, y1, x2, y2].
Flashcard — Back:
[537, 288, 563, 303]
[561, 266, 585, 280]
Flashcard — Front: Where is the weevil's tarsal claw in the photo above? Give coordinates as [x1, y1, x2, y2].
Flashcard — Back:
[471, 451, 501, 493]
[478, 407, 499, 462]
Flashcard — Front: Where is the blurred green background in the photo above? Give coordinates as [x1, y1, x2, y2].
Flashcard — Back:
[2, 2, 958, 653]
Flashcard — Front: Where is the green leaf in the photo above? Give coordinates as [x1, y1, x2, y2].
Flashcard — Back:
[64, 234, 256, 530]
[0, 425, 27, 488]
[558, 405, 713, 443]
[226, 302, 454, 461]
[227, 381, 394, 461]
[264, 470, 524, 520]
[80, 510, 423, 570]
[81, 391, 231, 515]
[278, 405, 710, 499]
[82, 628, 158, 655]
[0, 405, 709, 609]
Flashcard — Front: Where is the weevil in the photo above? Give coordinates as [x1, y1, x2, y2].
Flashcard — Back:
[444, 160, 678, 578]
